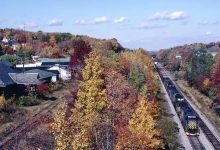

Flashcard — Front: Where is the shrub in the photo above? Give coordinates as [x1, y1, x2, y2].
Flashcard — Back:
[17, 96, 39, 106]
[49, 82, 62, 92]
[36, 84, 49, 93]
[0, 54, 20, 64]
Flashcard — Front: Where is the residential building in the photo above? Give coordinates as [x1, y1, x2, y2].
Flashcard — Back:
[25, 69, 58, 83]
[48, 64, 71, 80]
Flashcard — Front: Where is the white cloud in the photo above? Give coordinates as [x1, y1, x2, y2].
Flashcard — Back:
[75, 19, 88, 25]
[205, 31, 213, 35]
[149, 11, 187, 21]
[47, 19, 63, 26]
[93, 16, 109, 24]
[75, 16, 109, 25]
[138, 23, 167, 29]
[113, 17, 127, 24]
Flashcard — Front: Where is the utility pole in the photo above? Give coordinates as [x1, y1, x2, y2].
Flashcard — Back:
[22, 24, 25, 73]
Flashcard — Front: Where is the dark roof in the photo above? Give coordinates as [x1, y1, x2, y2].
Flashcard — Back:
[46, 70, 59, 75]
[41, 61, 69, 67]
[0, 62, 15, 87]
[9, 73, 43, 85]
[0, 61, 13, 67]
[14, 66, 50, 72]
[25, 69, 57, 79]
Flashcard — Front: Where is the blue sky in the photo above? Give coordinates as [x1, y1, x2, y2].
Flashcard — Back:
[1, 0, 220, 50]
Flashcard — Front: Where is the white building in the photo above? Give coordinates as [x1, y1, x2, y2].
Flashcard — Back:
[48, 64, 71, 81]
[16, 62, 42, 68]
[2, 37, 8, 43]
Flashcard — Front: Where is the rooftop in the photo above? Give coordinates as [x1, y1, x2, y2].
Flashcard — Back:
[25, 69, 57, 80]
[0, 61, 15, 87]
[9, 73, 43, 85]
[38, 57, 70, 63]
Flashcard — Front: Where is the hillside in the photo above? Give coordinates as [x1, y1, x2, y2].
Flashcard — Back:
[157, 41, 220, 111]
[0, 28, 125, 59]
[0, 28, 172, 149]
[158, 42, 220, 59]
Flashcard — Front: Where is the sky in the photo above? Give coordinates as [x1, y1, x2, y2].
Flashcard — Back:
[1, 0, 220, 51]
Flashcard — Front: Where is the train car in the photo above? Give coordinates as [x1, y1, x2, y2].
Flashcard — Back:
[167, 86, 176, 98]
[179, 101, 200, 136]
[168, 88, 179, 102]
[162, 77, 170, 83]
[173, 93, 185, 114]
[156, 66, 200, 136]
[165, 80, 175, 90]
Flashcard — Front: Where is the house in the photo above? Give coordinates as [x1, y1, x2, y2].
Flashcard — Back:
[2, 37, 8, 43]
[0, 61, 26, 97]
[9, 73, 43, 85]
[9, 73, 44, 95]
[16, 62, 42, 68]
[48, 64, 71, 80]
[0, 61, 15, 87]
[39, 57, 70, 67]
[15, 57, 71, 81]
[25, 69, 58, 83]
[16, 57, 70, 69]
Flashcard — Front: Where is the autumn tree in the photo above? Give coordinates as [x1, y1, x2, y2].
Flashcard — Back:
[69, 39, 92, 79]
[55, 33, 72, 43]
[91, 113, 116, 150]
[104, 70, 137, 123]
[18, 33, 27, 44]
[186, 49, 214, 86]
[116, 99, 163, 149]
[118, 55, 131, 76]
[101, 50, 121, 72]
[128, 65, 145, 92]
[51, 101, 72, 150]
[0, 95, 6, 110]
[70, 50, 106, 149]
[212, 60, 220, 87]
[52, 51, 107, 149]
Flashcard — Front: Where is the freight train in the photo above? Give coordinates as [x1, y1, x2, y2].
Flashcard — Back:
[156, 65, 200, 136]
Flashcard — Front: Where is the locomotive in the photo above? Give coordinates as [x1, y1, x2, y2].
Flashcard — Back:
[156, 65, 200, 136]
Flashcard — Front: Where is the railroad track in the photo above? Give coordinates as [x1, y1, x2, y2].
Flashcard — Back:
[173, 81, 220, 150]
[199, 121, 220, 149]
[189, 136, 205, 150]
[0, 98, 62, 149]
[157, 66, 205, 150]
[158, 65, 220, 150]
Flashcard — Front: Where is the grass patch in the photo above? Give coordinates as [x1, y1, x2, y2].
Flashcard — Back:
[16, 96, 40, 106]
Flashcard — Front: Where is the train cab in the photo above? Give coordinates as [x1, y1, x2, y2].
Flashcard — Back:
[165, 81, 175, 90]
[185, 115, 200, 136]
[179, 102, 200, 136]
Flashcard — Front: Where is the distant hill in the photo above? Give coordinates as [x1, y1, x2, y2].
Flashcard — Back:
[0, 28, 125, 58]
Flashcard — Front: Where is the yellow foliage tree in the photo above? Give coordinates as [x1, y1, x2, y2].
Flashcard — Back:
[203, 78, 209, 89]
[0, 95, 6, 110]
[52, 51, 106, 150]
[75, 50, 106, 113]
[117, 99, 163, 149]
[70, 50, 106, 149]
[51, 101, 72, 150]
